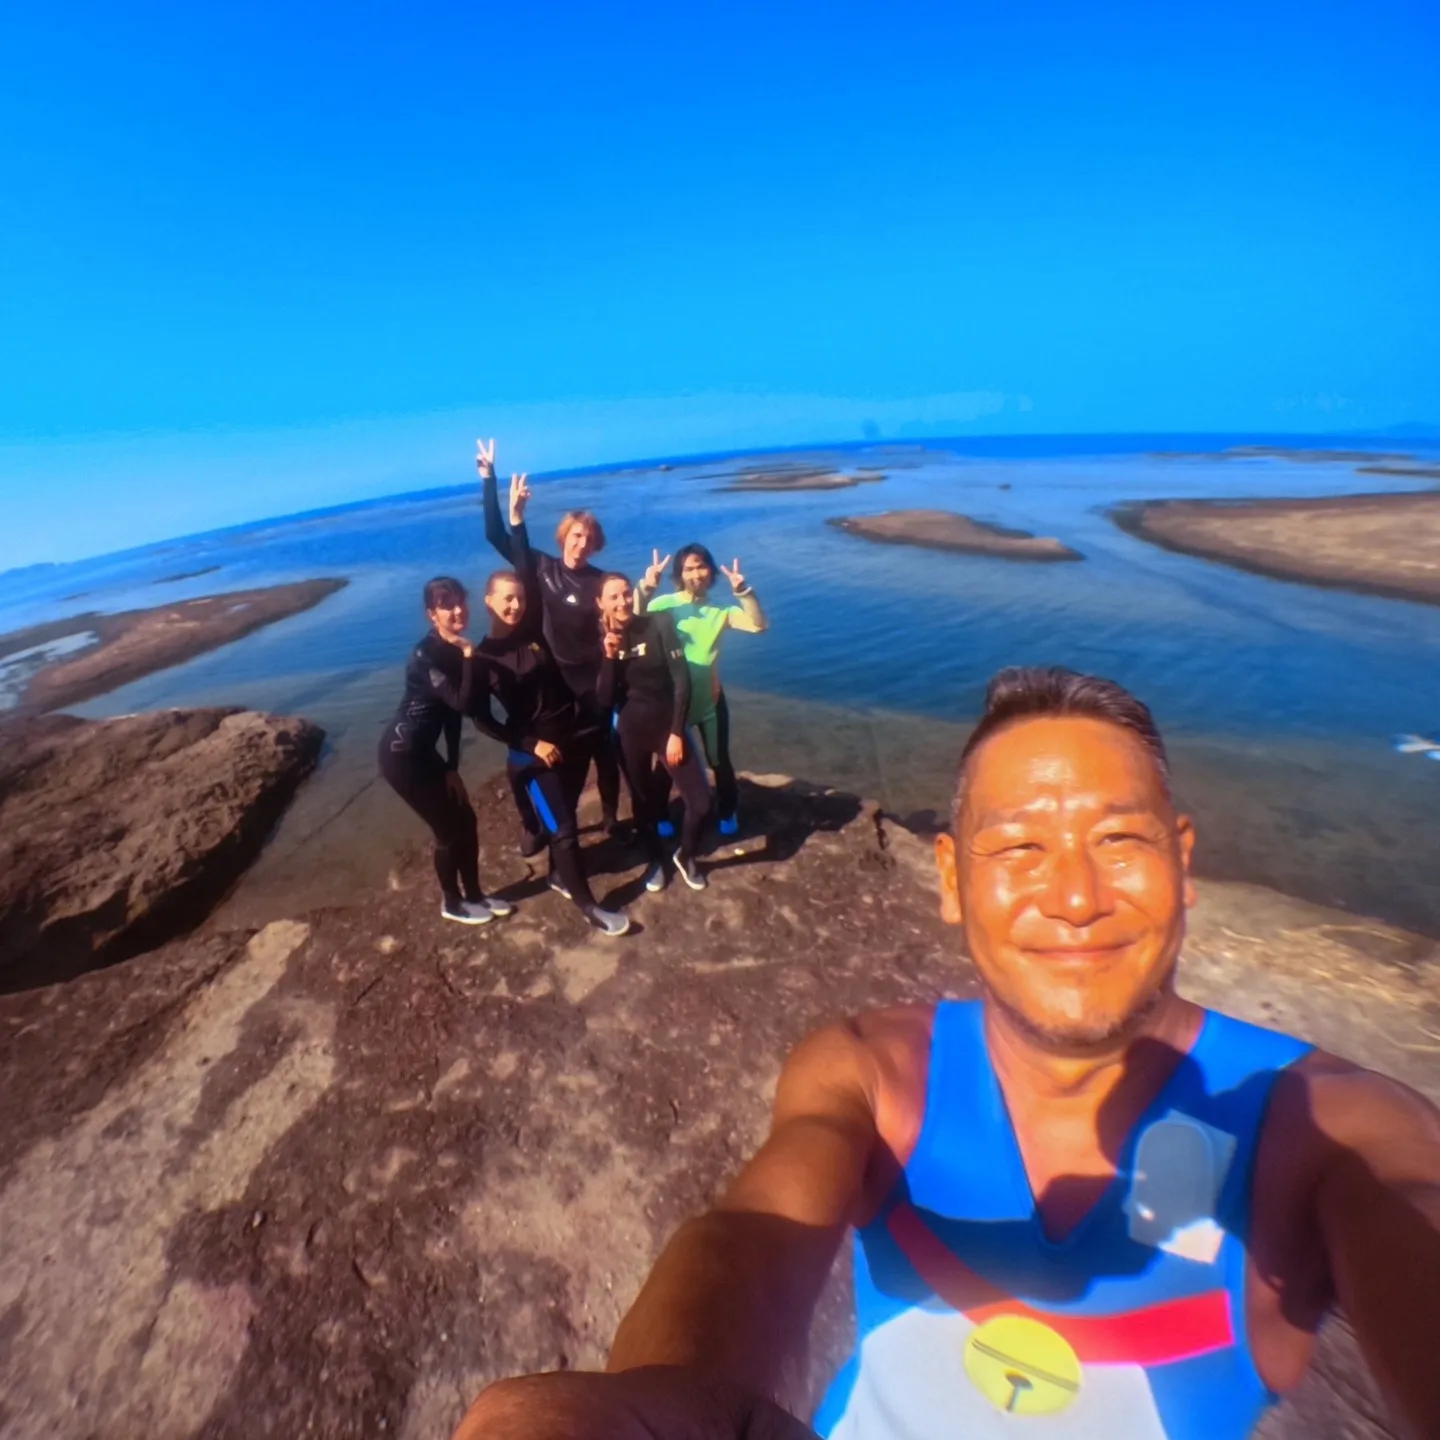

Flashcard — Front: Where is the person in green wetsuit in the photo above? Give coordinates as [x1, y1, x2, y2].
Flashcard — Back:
[636, 543, 767, 835]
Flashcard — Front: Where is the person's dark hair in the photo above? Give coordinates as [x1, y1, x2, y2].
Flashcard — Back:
[423, 576, 467, 612]
[953, 667, 1170, 824]
[673, 543, 717, 587]
[600, 571, 632, 590]
[485, 568, 519, 596]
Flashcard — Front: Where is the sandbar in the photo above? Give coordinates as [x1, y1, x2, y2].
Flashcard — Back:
[829, 509, 1081, 561]
[721, 465, 885, 492]
[1150, 445, 1419, 464]
[1115, 493, 1440, 606]
[0, 577, 348, 714]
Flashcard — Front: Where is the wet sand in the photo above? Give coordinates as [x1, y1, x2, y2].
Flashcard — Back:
[1115, 493, 1440, 607]
[829, 509, 1082, 561]
[0, 578, 348, 715]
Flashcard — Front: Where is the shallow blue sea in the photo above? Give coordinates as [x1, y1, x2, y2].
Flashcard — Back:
[4, 434, 1439, 932]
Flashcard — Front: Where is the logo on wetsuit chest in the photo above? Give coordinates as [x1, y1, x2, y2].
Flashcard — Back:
[620, 641, 648, 660]
[963, 1315, 1082, 1416]
[565, 593, 578, 605]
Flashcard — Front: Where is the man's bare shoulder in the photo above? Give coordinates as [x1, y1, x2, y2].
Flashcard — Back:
[838, 1004, 939, 1168]
[1282, 1050, 1440, 1159]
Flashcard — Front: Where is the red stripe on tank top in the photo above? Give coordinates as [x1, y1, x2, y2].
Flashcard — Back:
[889, 1202, 1235, 1366]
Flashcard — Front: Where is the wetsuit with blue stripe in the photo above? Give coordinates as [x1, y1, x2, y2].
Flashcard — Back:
[815, 1000, 1312, 1439]
[471, 525, 601, 911]
[482, 469, 622, 823]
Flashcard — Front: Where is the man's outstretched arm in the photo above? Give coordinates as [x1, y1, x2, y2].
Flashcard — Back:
[606, 1023, 879, 1406]
[1309, 1064, 1440, 1438]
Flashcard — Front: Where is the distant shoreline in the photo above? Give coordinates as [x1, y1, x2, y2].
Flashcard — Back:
[1114, 492, 1440, 607]
[0, 578, 349, 715]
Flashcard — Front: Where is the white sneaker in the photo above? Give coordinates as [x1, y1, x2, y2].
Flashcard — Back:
[480, 894, 515, 918]
[441, 898, 495, 926]
[643, 862, 666, 893]
[584, 906, 631, 937]
[674, 852, 707, 892]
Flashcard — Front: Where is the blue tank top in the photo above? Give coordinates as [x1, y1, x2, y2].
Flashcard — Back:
[814, 1000, 1311, 1440]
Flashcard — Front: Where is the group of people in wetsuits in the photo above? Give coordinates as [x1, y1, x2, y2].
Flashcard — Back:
[378, 440, 768, 938]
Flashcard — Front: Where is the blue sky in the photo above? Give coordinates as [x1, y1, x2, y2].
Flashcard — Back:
[2, 0, 1437, 569]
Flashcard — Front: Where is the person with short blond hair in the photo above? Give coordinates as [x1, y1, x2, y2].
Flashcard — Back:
[478, 440, 624, 836]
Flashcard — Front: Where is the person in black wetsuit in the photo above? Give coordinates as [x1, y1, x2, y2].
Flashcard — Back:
[377, 577, 515, 926]
[478, 439, 624, 834]
[596, 572, 714, 892]
[469, 541, 632, 938]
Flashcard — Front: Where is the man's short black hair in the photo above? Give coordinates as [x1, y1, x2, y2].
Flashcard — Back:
[952, 667, 1170, 825]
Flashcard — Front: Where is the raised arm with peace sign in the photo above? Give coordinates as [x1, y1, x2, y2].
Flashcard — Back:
[642, 548, 673, 592]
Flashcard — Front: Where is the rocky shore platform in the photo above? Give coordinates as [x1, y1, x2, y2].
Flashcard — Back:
[0, 577, 347, 715]
[1115, 493, 1440, 606]
[2, 735, 1436, 1439]
[0, 708, 324, 993]
[830, 508, 1082, 561]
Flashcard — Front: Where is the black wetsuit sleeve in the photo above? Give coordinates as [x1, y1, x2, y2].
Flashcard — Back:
[482, 470, 516, 564]
[662, 617, 691, 734]
[508, 520, 547, 646]
[422, 650, 473, 716]
[468, 663, 527, 752]
[432, 653, 473, 769]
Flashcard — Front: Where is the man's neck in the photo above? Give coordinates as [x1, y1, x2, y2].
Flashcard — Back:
[982, 991, 1202, 1109]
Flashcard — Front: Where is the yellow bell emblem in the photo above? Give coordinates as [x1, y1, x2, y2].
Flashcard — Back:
[963, 1314, 1082, 1416]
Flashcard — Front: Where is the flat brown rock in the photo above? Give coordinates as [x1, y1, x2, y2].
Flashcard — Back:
[0, 708, 324, 991]
[830, 509, 1082, 561]
[1115, 493, 1440, 605]
[0, 577, 347, 714]
[0, 767, 1432, 1439]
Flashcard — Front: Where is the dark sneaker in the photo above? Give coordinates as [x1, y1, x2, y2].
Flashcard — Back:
[548, 874, 574, 902]
[584, 905, 631, 937]
[642, 861, 666, 893]
[717, 814, 739, 837]
[441, 898, 495, 926]
[477, 894, 515, 919]
[674, 851, 707, 892]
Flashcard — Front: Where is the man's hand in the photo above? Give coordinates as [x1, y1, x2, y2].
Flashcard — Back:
[459, 639, 475, 659]
[445, 771, 470, 806]
[533, 740, 562, 768]
[603, 629, 622, 660]
[719, 557, 747, 593]
[451, 1367, 819, 1440]
[643, 548, 672, 591]
[666, 733, 686, 768]
[477, 437, 496, 480]
[510, 472, 531, 526]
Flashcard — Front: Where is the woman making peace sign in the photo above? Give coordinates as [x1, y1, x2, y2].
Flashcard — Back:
[635, 543, 768, 835]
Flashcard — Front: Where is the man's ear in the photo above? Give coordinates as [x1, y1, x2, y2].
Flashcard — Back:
[1177, 813, 1197, 908]
[935, 832, 963, 926]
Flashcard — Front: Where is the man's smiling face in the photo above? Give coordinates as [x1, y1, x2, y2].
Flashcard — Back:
[937, 716, 1196, 1051]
